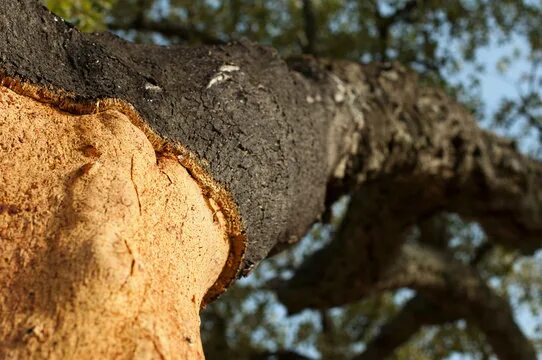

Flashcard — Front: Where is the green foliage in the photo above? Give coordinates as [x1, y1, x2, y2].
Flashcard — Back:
[44, 0, 116, 31]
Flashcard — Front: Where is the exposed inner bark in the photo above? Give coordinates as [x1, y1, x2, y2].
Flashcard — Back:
[0, 86, 228, 359]
[1, 2, 541, 358]
[0, 0, 330, 282]
[2, 1, 539, 291]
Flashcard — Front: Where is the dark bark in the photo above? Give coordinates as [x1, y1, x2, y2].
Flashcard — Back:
[355, 295, 455, 360]
[0, 0, 331, 300]
[301, 0, 317, 54]
[1, 0, 541, 306]
[276, 57, 541, 311]
[382, 244, 537, 360]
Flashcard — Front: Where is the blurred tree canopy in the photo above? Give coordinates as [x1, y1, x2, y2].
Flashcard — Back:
[43, 0, 542, 358]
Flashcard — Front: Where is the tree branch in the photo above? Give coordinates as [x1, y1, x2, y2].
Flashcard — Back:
[374, 0, 419, 60]
[276, 211, 536, 358]
[385, 244, 536, 360]
[3, 0, 542, 308]
[354, 295, 455, 360]
[386, 0, 419, 24]
[301, 0, 317, 55]
[278, 58, 541, 305]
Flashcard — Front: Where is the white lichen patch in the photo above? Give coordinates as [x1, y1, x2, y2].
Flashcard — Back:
[333, 155, 348, 179]
[207, 73, 232, 89]
[207, 64, 241, 89]
[381, 69, 399, 82]
[330, 74, 347, 103]
[306, 94, 322, 104]
[219, 64, 240, 73]
[145, 83, 162, 92]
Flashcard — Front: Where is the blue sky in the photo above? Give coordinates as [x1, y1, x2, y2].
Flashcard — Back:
[452, 39, 542, 360]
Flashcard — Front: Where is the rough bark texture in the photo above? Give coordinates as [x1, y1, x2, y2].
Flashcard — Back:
[1, 1, 542, 358]
[0, 86, 229, 358]
[2, 1, 540, 295]
[0, 0, 330, 299]
[276, 57, 542, 311]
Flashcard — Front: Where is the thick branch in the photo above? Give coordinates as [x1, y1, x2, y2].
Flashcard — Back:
[2, 0, 541, 300]
[301, 0, 317, 54]
[302, 236, 534, 359]
[391, 244, 535, 360]
[355, 242, 535, 359]
[278, 205, 535, 358]
[293, 57, 542, 252]
[354, 295, 454, 360]
[278, 217, 536, 358]
[277, 57, 540, 312]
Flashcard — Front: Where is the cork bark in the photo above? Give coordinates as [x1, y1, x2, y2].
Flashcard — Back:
[1, 1, 541, 359]
[0, 86, 228, 359]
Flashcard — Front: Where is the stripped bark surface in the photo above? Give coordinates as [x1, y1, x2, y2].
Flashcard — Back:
[1, 1, 541, 358]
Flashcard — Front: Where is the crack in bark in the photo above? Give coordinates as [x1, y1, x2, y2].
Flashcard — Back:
[120, 238, 136, 290]
[130, 155, 142, 216]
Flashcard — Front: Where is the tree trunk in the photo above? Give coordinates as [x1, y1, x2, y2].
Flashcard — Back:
[0, 85, 229, 358]
[1, 1, 540, 359]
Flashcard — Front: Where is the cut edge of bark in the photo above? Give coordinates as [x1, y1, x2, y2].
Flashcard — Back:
[0, 73, 246, 305]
